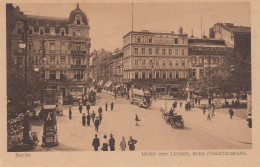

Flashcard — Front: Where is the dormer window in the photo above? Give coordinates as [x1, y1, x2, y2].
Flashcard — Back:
[56, 22, 60, 26]
[50, 27, 55, 35]
[60, 28, 65, 36]
[46, 22, 49, 26]
[40, 27, 44, 35]
[77, 19, 80, 25]
[36, 20, 39, 25]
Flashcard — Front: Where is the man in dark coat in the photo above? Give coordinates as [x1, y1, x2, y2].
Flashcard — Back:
[91, 111, 96, 123]
[109, 134, 115, 151]
[69, 107, 72, 119]
[128, 136, 137, 151]
[110, 102, 114, 111]
[99, 113, 102, 124]
[94, 117, 100, 132]
[87, 113, 91, 126]
[82, 113, 86, 126]
[92, 134, 100, 151]
[98, 106, 103, 114]
[105, 102, 108, 111]
[86, 104, 90, 114]
[79, 105, 82, 114]
[229, 107, 234, 119]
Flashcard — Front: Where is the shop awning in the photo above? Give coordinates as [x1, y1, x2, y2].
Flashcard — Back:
[105, 81, 113, 88]
[115, 85, 122, 89]
[98, 80, 103, 86]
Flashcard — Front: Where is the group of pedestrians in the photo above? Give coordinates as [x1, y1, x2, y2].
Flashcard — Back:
[92, 134, 137, 151]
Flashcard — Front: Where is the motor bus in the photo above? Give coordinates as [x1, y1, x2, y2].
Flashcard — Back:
[130, 89, 152, 109]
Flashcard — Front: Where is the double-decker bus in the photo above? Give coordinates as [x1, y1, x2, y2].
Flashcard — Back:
[130, 89, 152, 109]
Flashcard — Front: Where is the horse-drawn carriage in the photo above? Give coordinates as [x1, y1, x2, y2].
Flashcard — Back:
[160, 108, 184, 128]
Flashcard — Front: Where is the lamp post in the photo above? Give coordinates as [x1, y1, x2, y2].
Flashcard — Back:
[208, 44, 211, 106]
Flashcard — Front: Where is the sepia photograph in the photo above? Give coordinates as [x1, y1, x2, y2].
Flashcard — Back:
[5, 1, 252, 152]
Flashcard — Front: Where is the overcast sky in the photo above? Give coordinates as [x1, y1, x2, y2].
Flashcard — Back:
[15, 2, 250, 52]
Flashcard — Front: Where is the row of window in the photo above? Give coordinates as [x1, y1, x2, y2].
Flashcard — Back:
[133, 36, 183, 44]
[125, 70, 187, 79]
[48, 57, 84, 65]
[16, 27, 83, 37]
[134, 48, 185, 56]
[46, 70, 84, 81]
[134, 59, 186, 67]
[191, 56, 224, 65]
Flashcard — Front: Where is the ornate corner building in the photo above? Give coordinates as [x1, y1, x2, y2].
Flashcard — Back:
[8, 3, 91, 98]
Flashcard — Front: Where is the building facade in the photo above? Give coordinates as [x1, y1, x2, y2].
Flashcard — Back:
[111, 48, 124, 85]
[188, 37, 230, 80]
[9, 4, 91, 98]
[122, 28, 189, 94]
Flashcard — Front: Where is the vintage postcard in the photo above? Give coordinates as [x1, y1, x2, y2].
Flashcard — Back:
[1, 0, 259, 166]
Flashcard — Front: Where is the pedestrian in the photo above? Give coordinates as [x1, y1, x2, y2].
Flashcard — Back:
[169, 108, 174, 116]
[229, 107, 234, 119]
[91, 111, 96, 123]
[202, 106, 206, 115]
[69, 107, 72, 119]
[195, 98, 197, 104]
[111, 102, 114, 111]
[101, 135, 109, 151]
[87, 113, 91, 126]
[172, 102, 175, 109]
[109, 134, 115, 151]
[180, 100, 182, 108]
[82, 113, 86, 126]
[99, 113, 102, 124]
[211, 107, 215, 117]
[185, 103, 188, 112]
[119, 136, 126, 151]
[128, 136, 137, 151]
[198, 98, 201, 106]
[105, 102, 108, 111]
[114, 92, 117, 99]
[135, 114, 141, 126]
[92, 134, 100, 151]
[86, 103, 90, 114]
[188, 102, 191, 110]
[79, 105, 82, 114]
[94, 117, 100, 132]
[207, 110, 211, 121]
[98, 106, 103, 114]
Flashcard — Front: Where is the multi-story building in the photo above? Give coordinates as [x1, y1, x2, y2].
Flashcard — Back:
[122, 28, 189, 94]
[9, 3, 91, 98]
[111, 48, 124, 85]
[209, 23, 251, 51]
[188, 37, 230, 80]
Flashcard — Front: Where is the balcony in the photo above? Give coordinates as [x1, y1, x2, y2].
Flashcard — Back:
[71, 50, 87, 56]
[71, 64, 87, 69]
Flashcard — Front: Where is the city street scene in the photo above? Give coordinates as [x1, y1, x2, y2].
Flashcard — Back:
[6, 2, 251, 152]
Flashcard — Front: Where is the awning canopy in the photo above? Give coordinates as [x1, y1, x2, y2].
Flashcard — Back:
[98, 80, 103, 86]
[105, 81, 113, 88]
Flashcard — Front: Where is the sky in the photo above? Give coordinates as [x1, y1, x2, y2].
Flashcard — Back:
[14, 2, 250, 52]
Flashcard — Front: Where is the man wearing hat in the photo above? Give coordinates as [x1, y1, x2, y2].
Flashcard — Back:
[87, 113, 91, 126]
[109, 134, 116, 151]
[128, 136, 137, 151]
[92, 134, 100, 151]
[82, 113, 86, 126]
[94, 117, 100, 132]
[119, 136, 126, 151]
